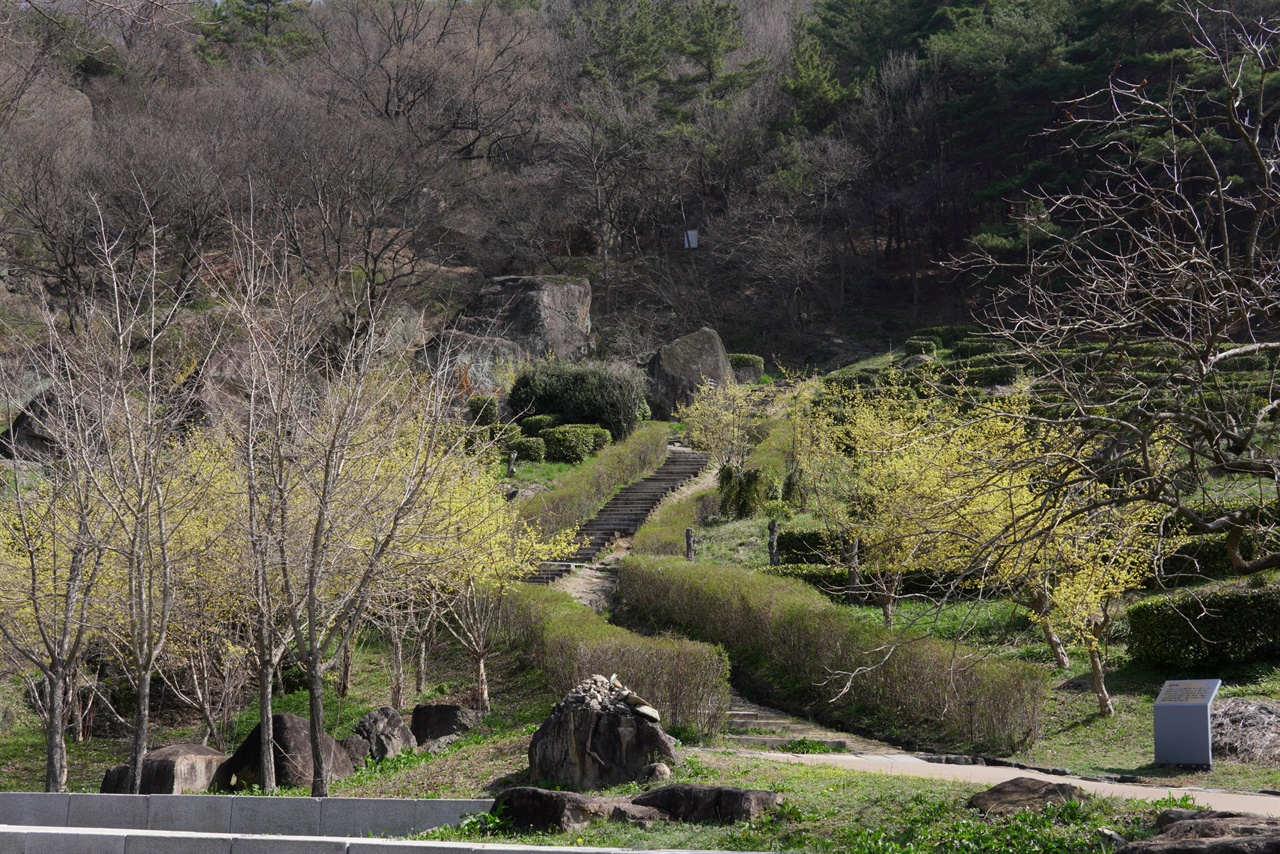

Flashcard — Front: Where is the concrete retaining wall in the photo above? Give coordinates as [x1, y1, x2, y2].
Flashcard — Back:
[0, 793, 490, 839]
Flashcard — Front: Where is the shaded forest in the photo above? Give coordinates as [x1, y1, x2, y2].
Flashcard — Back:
[0, 0, 1268, 362]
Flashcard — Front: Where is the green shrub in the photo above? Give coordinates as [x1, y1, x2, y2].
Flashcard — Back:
[509, 361, 650, 440]
[718, 464, 766, 519]
[948, 338, 1004, 358]
[616, 557, 1044, 754]
[915, 325, 981, 347]
[903, 336, 940, 355]
[519, 422, 670, 534]
[1127, 579, 1280, 668]
[492, 423, 522, 449]
[774, 529, 841, 564]
[508, 436, 546, 463]
[466, 396, 499, 426]
[542, 424, 611, 464]
[520, 414, 561, 437]
[728, 353, 765, 372]
[508, 585, 729, 738]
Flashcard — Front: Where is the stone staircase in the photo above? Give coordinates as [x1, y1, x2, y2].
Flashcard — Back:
[526, 446, 710, 584]
[721, 688, 900, 754]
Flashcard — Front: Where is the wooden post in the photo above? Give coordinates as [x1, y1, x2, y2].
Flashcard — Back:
[768, 518, 779, 566]
[685, 528, 696, 561]
[507, 450, 517, 478]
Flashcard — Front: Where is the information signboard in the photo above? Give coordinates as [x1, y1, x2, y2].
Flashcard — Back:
[1154, 679, 1221, 767]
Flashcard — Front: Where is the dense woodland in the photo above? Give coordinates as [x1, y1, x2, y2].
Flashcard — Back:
[2, 0, 1271, 356]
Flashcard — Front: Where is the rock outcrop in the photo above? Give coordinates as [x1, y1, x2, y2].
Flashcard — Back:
[100, 744, 228, 794]
[529, 674, 678, 790]
[1117, 809, 1280, 853]
[966, 777, 1091, 816]
[410, 703, 482, 751]
[454, 276, 592, 361]
[342, 706, 414, 766]
[213, 713, 354, 790]
[646, 328, 732, 420]
[493, 784, 783, 832]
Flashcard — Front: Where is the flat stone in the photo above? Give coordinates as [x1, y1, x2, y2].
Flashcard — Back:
[967, 777, 1091, 816]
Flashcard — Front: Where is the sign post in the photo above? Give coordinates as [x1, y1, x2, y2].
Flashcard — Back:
[1153, 679, 1221, 767]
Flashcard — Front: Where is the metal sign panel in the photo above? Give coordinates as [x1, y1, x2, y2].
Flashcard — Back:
[1154, 679, 1221, 767]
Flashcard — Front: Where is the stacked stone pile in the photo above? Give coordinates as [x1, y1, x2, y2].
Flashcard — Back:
[529, 674, 678, 790]
[558, 674, 661, 723]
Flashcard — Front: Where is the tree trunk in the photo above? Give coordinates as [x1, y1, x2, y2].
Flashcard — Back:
[308, 662, 330, 797]
[44, 671, 68, 793]
[768, 519, 779, 566]
[1040, 618, 1070, 669]
[127, 669, 152, 794]
[880, 596, 895, 629]
[390, 631, 404, 709]
[475, 655, 490, 715]
[257, 659, 276, 793]
[1089, 646, 1114, 717]
[414, 631, 428, 695]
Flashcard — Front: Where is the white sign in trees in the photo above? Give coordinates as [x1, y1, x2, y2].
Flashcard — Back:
[1154, 679, 1221, 767]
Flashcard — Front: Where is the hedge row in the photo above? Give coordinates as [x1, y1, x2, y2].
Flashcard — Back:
[519, 421, 670, 534]
[728, 353, 765, 372]
[1126, 578, 1280, 668]
[508, 585, 730, 738]
[616, 557, 1044, 754]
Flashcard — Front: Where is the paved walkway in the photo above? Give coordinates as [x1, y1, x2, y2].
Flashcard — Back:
[702, 748, 1280, 817]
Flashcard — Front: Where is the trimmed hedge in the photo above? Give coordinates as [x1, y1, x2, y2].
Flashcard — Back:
[467, 396, 499, 426]
[520, 414, 561, 437]
[508, 436, 546, 463]
[508, 585, 730, 738]
[509, 361, 650, 440]
[542, 424, 611, 464]
[1127, 578, 1280, 668]
[903, 336, 940, 355]
[616, 557, 1044, 754]
[728, 353, 765, 372]
[914, 325, 981, 347]
[774, 529, 841, 564]
[519, 422, 670, 534]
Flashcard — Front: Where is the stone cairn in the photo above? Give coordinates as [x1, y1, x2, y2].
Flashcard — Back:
[560, 674, 661, 723]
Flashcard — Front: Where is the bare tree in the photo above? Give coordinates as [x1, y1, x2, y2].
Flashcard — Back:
[976, 4, 1280, 573]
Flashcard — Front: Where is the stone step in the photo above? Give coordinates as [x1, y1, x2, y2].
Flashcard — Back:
[723, 735, 851, 751]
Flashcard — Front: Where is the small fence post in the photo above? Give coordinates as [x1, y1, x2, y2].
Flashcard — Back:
[685, 527, 696, 561]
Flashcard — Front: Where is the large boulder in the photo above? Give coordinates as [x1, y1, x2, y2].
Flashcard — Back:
[528, 674, 678, 791]
[100, 744, 228, 794]
[1118, 809, 1280, 853]
[631, 783, 784, 823]
[343, 706, 414, 766]
[410, 703, 483, 749]
[646, 328, 732, 420]
[213, 713, 355, 790]
[420, 331, 526, 398]
[492, 784, 783, 832]
[1212, 697, 1280, 763]
[454, 276, 592, 361]
[966, 777, 1091, 816]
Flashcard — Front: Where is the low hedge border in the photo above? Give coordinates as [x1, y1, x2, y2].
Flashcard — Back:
[1126, 577, 1280, 668]
[508, 585, 729, 738]
[615, 557, 1044, 755]
[542, 424, 611, 464]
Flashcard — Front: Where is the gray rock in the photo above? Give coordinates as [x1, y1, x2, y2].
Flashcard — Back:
[646, 327, 732, 420]
[631, 783, 784, 823]
[350, 706, 413, 763]
[410, 703, 482, 747]
[967, 777, 1091, 816]
[1119, 811, 1280, 853]
[640, 762, 672, 784]
[492, 783, 782, 832]
[213, 713, 355, 791]
[529, 676, 678, 791]
[100, 744, 228, 794]
[454, 276, 592, 361]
